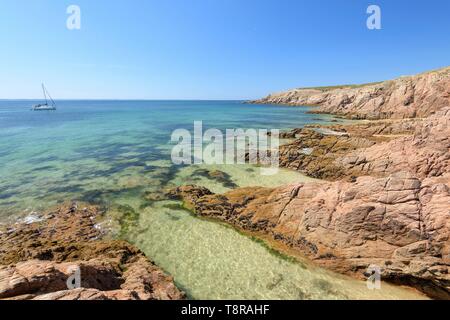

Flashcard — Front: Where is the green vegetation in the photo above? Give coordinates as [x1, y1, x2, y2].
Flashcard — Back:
[117, 204, 140, 238]
[297, 81, 383, 92]
[162, 202, 187, 211]
[249, 236, 305, 266]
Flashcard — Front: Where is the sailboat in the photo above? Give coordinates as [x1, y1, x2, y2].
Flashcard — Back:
[32, 84, 56, 111]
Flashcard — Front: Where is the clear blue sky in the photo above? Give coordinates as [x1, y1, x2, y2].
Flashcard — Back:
[0, 0, 449, 99]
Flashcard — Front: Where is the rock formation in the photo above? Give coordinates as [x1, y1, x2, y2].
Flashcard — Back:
[169, 171, 450, 299]
[169, 98, 450, 299]
[250, 67, 450, 120]
[339, 108, 450, 179]
[278, 107, 450, 180]
[0, 203, 185, 300]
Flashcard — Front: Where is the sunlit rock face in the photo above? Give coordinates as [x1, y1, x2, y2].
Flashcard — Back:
[277, 107, 450, 181]
[251, 67, 450, 120]
[171, 171, 449, 299]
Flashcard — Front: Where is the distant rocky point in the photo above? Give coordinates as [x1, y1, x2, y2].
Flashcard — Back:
[249, 67, 450, 120]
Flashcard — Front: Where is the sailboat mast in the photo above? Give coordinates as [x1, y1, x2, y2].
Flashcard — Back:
[42, 83, 48, 105]
[45, 87, 56, 107]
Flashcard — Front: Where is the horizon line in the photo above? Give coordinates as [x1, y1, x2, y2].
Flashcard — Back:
[0, 98, 250, 101]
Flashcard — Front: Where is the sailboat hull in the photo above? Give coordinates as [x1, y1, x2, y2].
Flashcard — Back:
[32, 104, 56, 111]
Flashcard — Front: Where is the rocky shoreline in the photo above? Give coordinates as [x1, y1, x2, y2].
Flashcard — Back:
[250, 67, 449, 120]
[168, 68, 449, 299]
[0, 203, 185, 300]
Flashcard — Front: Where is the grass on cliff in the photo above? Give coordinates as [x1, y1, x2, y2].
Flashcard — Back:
[297, 81, 383, 92]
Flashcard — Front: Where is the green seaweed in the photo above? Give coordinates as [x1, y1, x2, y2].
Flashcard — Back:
[117, 204, 140, 238]
[139, 198, 159, 210]
[249, 236, 305, 266]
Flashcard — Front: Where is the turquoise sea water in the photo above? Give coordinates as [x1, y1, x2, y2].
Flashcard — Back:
[0, 100, 330, 218]
[0, 100, 425, 299]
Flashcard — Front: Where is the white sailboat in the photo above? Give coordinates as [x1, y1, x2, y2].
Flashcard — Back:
[32, 84, 56, 111]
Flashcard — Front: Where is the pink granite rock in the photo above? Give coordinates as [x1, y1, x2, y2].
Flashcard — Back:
[251, 67, 450, 120]
[171, 172, 450, 299]
[0, 203, 185, 300]
[338, 107, 450, 178]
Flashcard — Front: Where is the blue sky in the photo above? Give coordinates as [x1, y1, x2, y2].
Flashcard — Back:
[0, 0, 449, 99]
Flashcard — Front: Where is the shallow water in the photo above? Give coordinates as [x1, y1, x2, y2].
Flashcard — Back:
[130, 200, 425, 300]
[0, 100, 426, 299]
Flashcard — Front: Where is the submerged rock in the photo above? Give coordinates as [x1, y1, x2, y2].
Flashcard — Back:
[191, 168, 238, 189]
[0, 203, 185, 300]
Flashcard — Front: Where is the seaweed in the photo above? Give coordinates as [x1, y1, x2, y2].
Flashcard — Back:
[117, 204, 140, 238]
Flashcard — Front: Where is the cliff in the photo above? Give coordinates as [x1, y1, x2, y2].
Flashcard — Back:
[250, 67, 450, 119]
